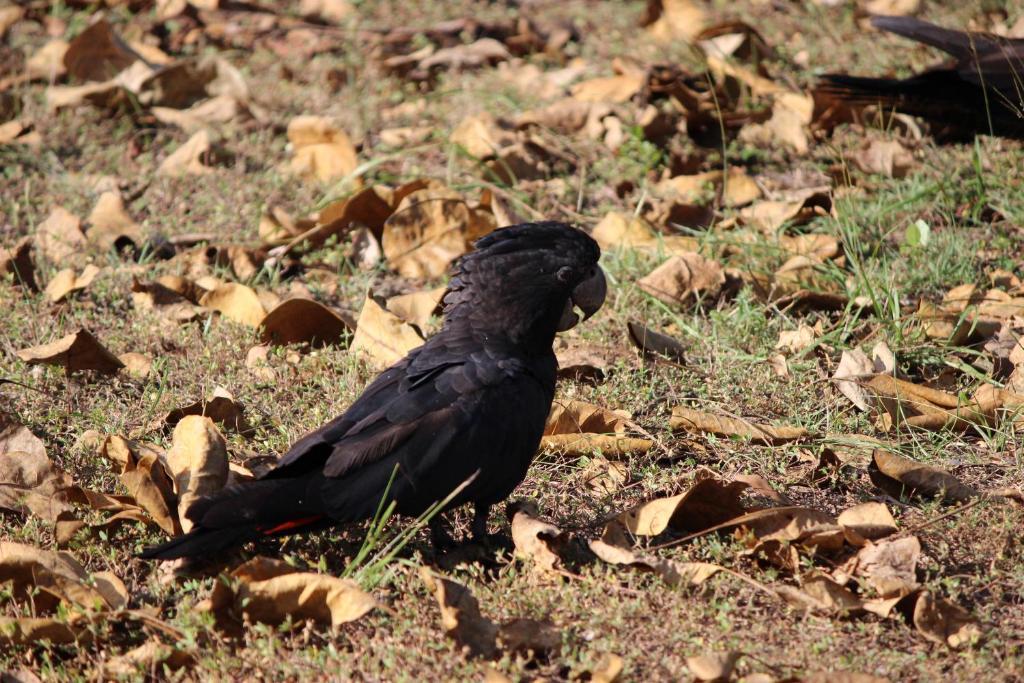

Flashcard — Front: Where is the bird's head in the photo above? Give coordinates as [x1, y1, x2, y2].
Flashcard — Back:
[443, 221, 606, 349]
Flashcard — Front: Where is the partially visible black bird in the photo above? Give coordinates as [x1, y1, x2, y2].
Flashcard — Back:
[818, 15, 1024, 140]
[141, 222, 606, 560]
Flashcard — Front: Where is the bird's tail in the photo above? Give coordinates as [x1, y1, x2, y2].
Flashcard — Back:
[869, 15, 985, 60]
[815, 73, 911, 109]
[139, 477, 327, 561]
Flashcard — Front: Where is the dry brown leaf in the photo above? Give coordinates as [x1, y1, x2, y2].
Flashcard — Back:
[16, 329, 124, 374]
[451, 112, 514, 158]
[419, 566, 498, 658]
[0, 616, 86, 646]
[670, 406, 808, 444]
[131, 279, 203, 323]
[741, 506, 845, 551]
[739, 92, 814, 154]
[621, 477, 749, 536]
[164, 387, 254, 436]
[580, 456, 629, 495]
[869, 449, 977, 503]
[591, 211, 697, 255]
[541, 433, 653, 458]
[837, 502, 897, 541]
[0, 417, 75, 523]
[642, 0, 707, 43]
[381, 187, 493, 279]
[419, 38, 511, 72]
[44, 265, 99, 303]
[86, 191, 142, 252]
[351, 294, 425, 368]
[687, 651, 741, 681]
[844, 536, 920, 597]
[775, 324, 817, 355]
[833, 349, 874, 411]
[104, 641, 195, 678]
[590, 520, 723, 587]
[509, 501, 566, 573]
[0, 236, 38, 291]
[158, 130, 213, 176]
[118, 352, 152, 380]
[287, 115, 358, 183]
[864, 0, 921, 16]
[209, 556, 376, 631]
[386, 287, 446, 330]
[777, 572, 864, 614]
[626, 321, 687, 362]
[555, 338, 620, 383]
[638, 253, 726, 307]
[199, 282, 266, 327]
[545, 400, 629, 436]
[588, 653, 625, 683]
[101, 436, 180, 536]
[259, 297, 354, 347]
[166, 416, 228, 533]
[26, 38, 69, 82]
[571, 73, 645, 103]
[739, 189, 833, 234]
[36, 207, 86, 263]
[911, 590, 981, 649]
[850, 139, 915, 178]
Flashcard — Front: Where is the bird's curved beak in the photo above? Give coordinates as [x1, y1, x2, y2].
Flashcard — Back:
[557, 265, 607, 331]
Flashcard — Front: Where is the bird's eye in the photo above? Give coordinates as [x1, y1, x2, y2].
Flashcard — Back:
[556, 266, 574, 283]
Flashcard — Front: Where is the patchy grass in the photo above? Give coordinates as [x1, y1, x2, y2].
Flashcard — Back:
[3, 0, 1024, 680]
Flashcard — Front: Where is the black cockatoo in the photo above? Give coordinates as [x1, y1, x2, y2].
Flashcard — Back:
[818, 15, 1024, 140]
[141, 221, 606, 560]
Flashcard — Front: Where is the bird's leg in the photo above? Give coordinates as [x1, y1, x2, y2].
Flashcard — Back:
[429, 515, 456, 551]
[471, 503, 491, 544]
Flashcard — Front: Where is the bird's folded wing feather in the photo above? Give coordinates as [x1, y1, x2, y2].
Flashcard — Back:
[265, 337, 526, 481]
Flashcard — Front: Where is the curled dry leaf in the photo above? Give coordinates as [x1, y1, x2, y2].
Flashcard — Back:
[16, 329, 124, 374]
[44, 265, 99, 303]
[0, 542, 124, 612]
[118, 352, 152, 380]
[638, 252, 726, 307]
[589, 520, 723, 587]
[850, 139, 915, 178]
[351, 294, 425, 369]
[259, 297, 354, 348]
[101, 436, 180, 535]
[208, 556, 376, 631]
[837, 502, 897, 541]
[104, 641, 196, 678]
[642, 0, 707, 43]
[776, 323, 817, 355]
[86, 191, 142, 252]
[833, 349, 874, 411]
[286, 115, 358, 183]
[843, 536, 920, 597]
[670, 406, 809, 444]
[0, 236, 38, 291]
[419, 566, 498, 658]
[686, 651, 741, 682]
[386, 287, 446, 330]
[541, 400, 651, 456]
[36, 207, 86, 263]
[166, 416, 228, 533]
[869, 449, 976, 504]
[911, 590, 981, 649]
[0, 416, 73, 522]
[621, 477, 748, 536]
[580, 456, 629, 495]
[381, 187, 494, 278]
[158, 130, 214, 176]
[199, 282, 267, 327]
[591, 211, 697, 255]
[508, 501, 567, 573]
[739, 189, 833, 234]
[570, 72, 645, 103]
[164, 387, 254, 436]
[0, 616, 87, 647]
[626, 321, 686, 362]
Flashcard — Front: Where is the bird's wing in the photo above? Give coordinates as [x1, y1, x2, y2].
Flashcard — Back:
[265, 334, 527, 481]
